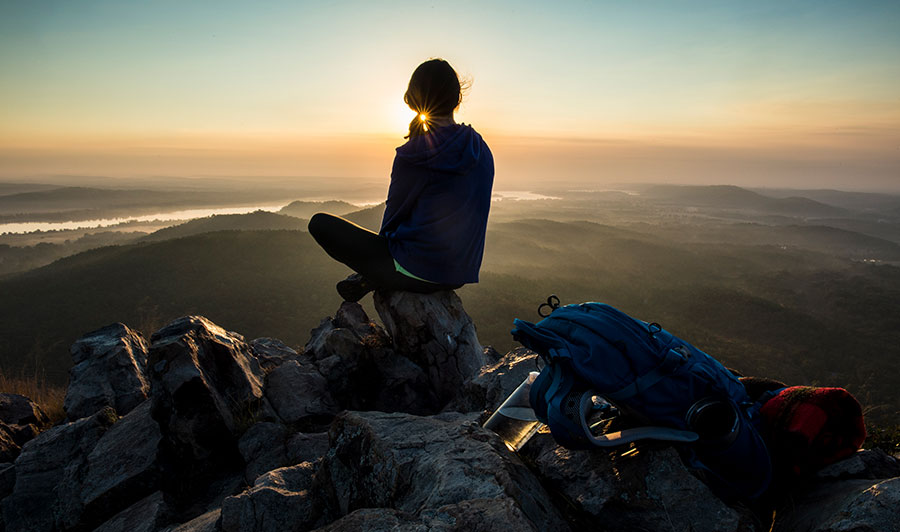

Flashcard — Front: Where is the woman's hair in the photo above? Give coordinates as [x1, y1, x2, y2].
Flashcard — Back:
[404, 58, 463, 138]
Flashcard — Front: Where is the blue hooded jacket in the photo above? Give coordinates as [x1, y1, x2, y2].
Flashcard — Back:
[379, 124, 494, 285]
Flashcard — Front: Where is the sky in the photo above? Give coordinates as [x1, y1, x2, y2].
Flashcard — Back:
[1, 0, 898, 191]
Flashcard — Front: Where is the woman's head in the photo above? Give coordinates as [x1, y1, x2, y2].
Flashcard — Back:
[404, 58, 462, 138]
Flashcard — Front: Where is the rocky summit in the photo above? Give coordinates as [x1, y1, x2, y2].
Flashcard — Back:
[1, 289, 898, 532]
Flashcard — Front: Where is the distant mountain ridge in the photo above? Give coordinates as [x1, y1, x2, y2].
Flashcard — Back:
[750, 188, 900, 214]
[640, 184, 847, 218]
[278, 200, 358, 219]
[140, 211, 308, 242]
[0, 182, 58, 196]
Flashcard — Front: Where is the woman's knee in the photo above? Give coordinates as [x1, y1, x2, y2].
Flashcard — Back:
[308, 212, 336, 240]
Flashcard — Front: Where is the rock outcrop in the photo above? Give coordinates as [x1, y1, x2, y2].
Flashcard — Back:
[147, 315, 275, 506]
[447, 346, 539, 415]
[771, 449, 900, 532]
[0, 393, 49, 462]
[265, 360, 338, 426]
[64, 322, 150, 420]
[520, 434, 758, 531]
[249, 338, 301, 370]
[1, 407, 117, 532]
[79, 401, 162, 524]
[315, 410, 569, 531]
[305, 301, 438, 414]
[220, 462, 320, 532]
[93, 491, 170, 532]
[1, 290, 898, 532]
[374, 290, 485, 406]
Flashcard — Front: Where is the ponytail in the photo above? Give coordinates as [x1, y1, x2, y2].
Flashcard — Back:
[406, 112, 437, 139]
[406, 114, 425, 139]
[403, 58, 463, 139]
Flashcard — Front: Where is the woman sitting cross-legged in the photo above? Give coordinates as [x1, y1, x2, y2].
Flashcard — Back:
[308, 58, 494, 301]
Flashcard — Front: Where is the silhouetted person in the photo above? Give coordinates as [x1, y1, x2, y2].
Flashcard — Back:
[309, 58, 494, 301]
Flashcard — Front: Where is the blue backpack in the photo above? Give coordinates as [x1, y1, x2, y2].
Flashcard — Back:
[512, 299, 773, 500]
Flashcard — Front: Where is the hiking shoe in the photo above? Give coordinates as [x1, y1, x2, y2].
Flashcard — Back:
[336, 273, 373, 302]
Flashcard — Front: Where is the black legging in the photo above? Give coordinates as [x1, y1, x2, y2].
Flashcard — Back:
[308, 212, 461, 293]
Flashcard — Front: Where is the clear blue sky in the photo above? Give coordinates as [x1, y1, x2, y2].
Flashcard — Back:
[1, 0, 898, 190]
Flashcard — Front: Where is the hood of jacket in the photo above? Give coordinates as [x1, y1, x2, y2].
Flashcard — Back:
[395, 123, 485, 174]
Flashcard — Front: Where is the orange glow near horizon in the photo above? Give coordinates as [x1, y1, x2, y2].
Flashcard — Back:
[2, 122, 898, 192]
[1, 2, 898, 190]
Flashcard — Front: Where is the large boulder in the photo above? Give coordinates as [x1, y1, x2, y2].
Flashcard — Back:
[374, 290, 485, 406]
[0, 393, 50, 461]
[265, 360, 338, 427]
[250, 337, 303, 370]
[65, 322, 150, 420]
[815, 448, 900, 481]
[238, 421, 290, 484]
[1, 407, 117, 532]
[147, 315, 274, 503]
[772, 476, 900, 532]
[518, 433, 757, 532]
[0, 393, 49, 428]
[78, 401, 162, 527]
[305, 302, 438, 414]
[305, 302, 389, 362]
[238, 426, 334, 484]
[446, 346, 539, 415]
[93, 491, 170, 532]
[315, 410, 569, 531]
[221, 462, 321, 532]
[770, 450, 900, 532]
[286, 431, 330, 465]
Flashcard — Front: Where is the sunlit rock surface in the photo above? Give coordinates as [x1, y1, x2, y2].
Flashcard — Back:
[65, 322, 150, 420]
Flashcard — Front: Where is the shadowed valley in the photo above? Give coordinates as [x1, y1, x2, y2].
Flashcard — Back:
[1, 183, 899, 425]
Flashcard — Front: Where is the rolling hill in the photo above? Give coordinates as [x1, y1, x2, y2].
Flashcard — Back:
[2, 220, 899, 423]
[279, 200, 359, 219]
[140, 211, 309, 242]
[640, 185, 847, 218]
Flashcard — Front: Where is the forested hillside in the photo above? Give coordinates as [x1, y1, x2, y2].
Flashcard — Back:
[2, 220, 899, 422]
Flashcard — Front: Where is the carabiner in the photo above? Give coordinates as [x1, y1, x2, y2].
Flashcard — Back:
[538, 294, 561, 317]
